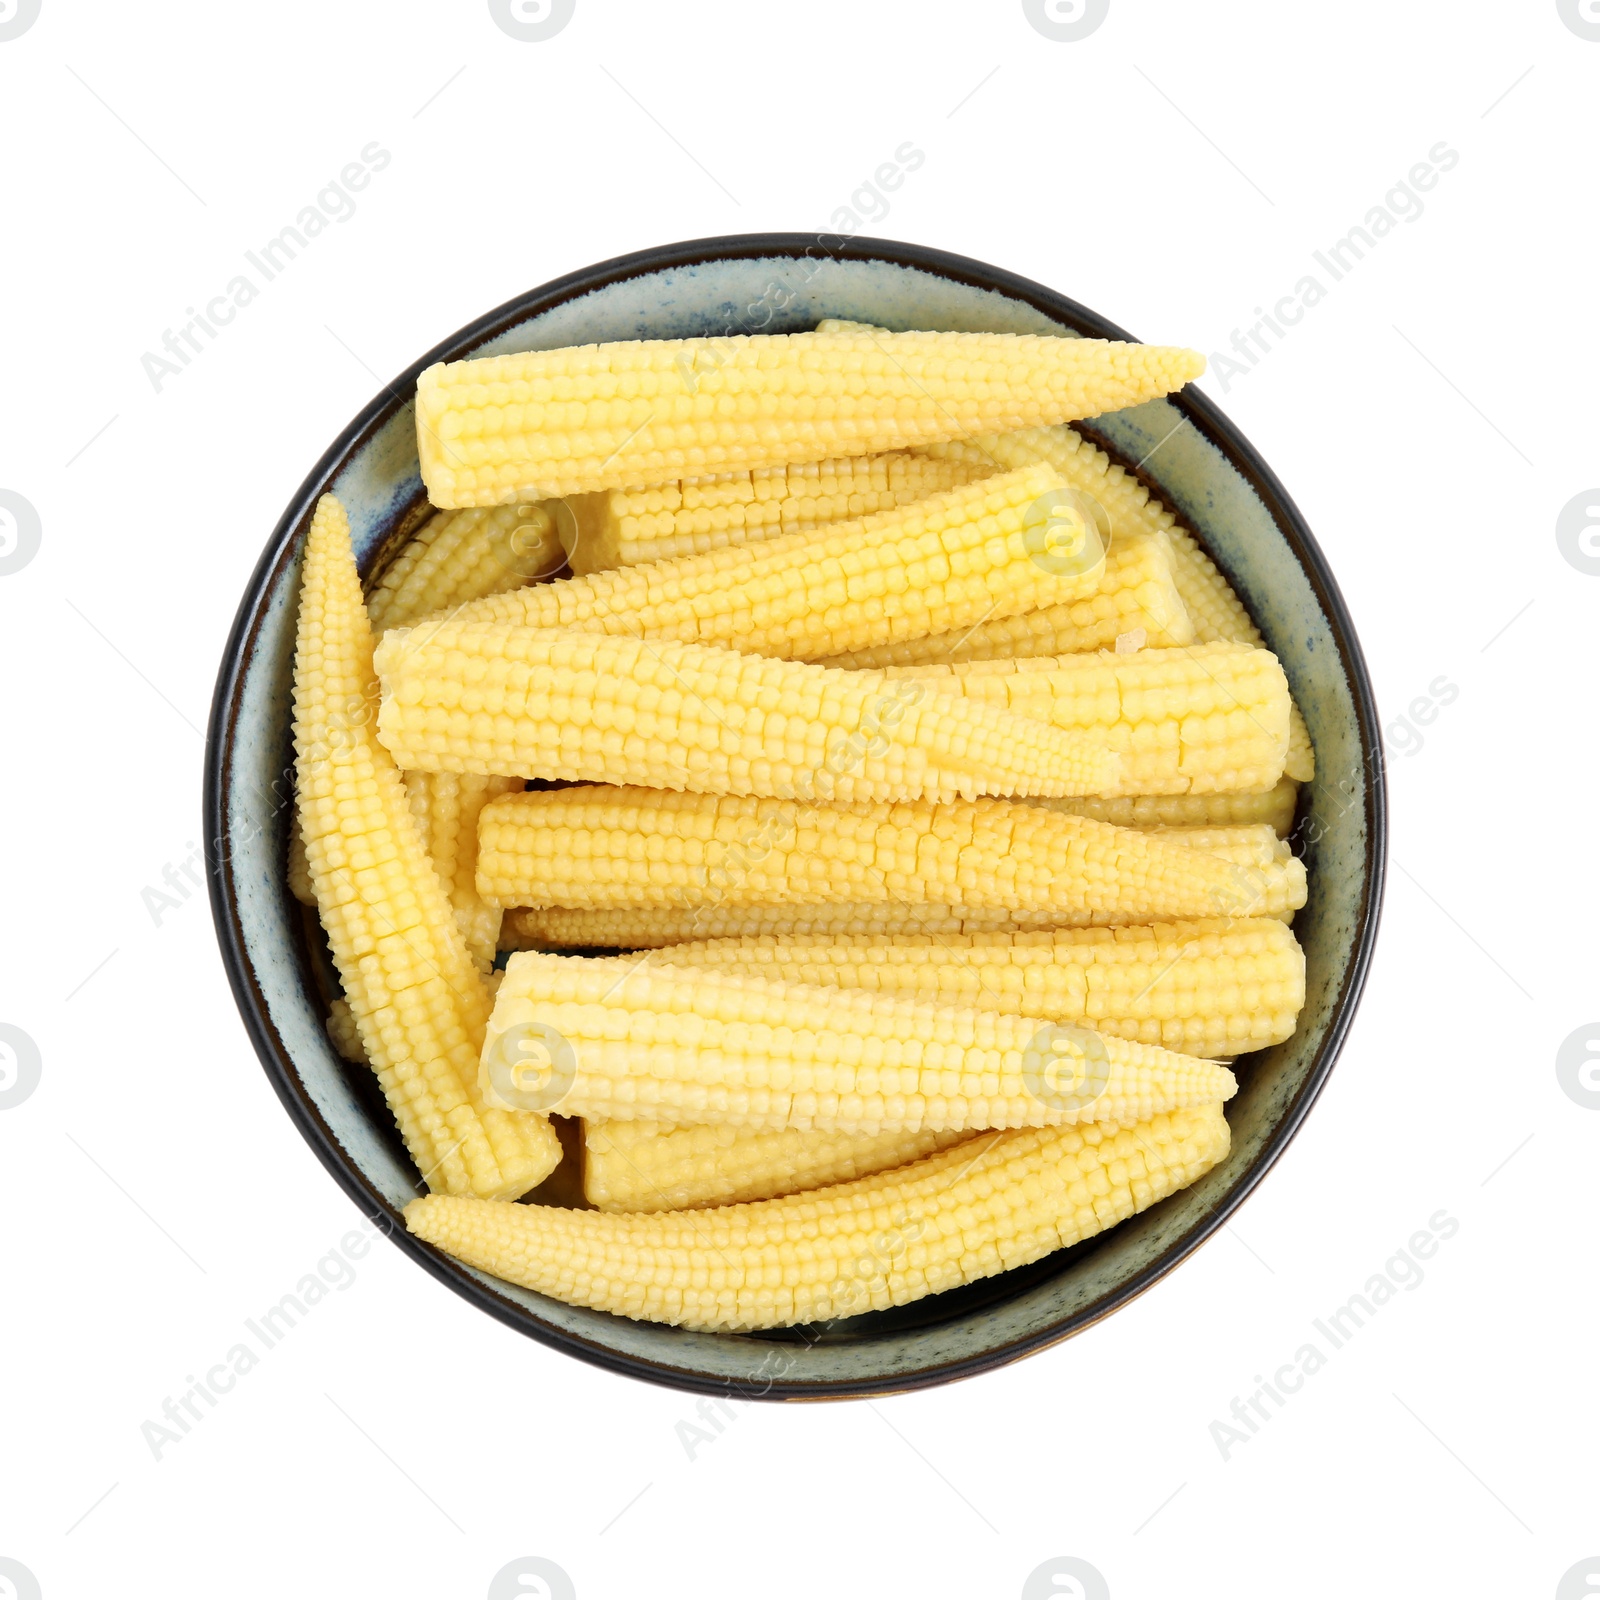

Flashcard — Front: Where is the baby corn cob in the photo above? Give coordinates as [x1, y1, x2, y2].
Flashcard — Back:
[484, 953, 1237, 1133]
[560, 452, 989, 574]
[374, 626, 1117, 803]
[403, 770, 523, 970]
[286, 808, 315, 906]
[476, 787, 1268, 920]
[416, 332, 1206, 506]
[1037, 778, 1299, 838]
[1164, 529, 1314, 781]
[434, 464, 1107, 662]
[326, 997, 367, 1064]
[584, 1120, 969, 1212]
[365, 503, 564, 634]
[641, 918, 1305, 1058]
[407, 1102, 1231, 1329]
[873, 642, 1289, 796]
[824, 525, 1192, 667]
[498, 823, 1303, 947]
[292, 493, 561, 1200]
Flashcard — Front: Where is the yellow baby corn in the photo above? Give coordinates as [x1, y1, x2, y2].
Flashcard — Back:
[873, 642, 1289, 796]
[365, 503, 564, 634]
[475, 787, 1268, 920]
[560, 452, 988, 574]
[825, 525, 1192, 667]
[1164, 528, 1314, 781]
[584, 1120, 969, 1212]
[291, 493, 561, 1200]
[641, 917, 1305, 1058]
[406, 1103, 1230, 1329]
[415, 331, 1206, 506]
[403, 770, 523, 971]
[326, 997, 367, 1064]
[1037, 778, 1299, 837]
[374, 626, 1117, 803]
[484, 952, 1237, 1133]
[435, 464, 1107, 663]
[286, 808, 315, 906]
[497, 820, 1303, 945]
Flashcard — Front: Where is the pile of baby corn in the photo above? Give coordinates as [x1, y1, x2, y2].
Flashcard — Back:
[289, 323, 1312, 1333]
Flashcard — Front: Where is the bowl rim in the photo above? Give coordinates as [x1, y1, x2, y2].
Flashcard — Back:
[204, 232, 1387, 1400]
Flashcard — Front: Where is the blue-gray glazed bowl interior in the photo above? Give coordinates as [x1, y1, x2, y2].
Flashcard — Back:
[205, 236, 1385, 1399]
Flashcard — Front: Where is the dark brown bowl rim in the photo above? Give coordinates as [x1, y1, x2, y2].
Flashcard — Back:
[203, 233, 1387, 1400]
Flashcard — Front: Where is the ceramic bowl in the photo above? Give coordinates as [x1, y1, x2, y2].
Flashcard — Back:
[205, 235, 1385, 1399]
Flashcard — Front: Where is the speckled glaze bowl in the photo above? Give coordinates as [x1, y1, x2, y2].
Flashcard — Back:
[205, 236, 1385, 1399]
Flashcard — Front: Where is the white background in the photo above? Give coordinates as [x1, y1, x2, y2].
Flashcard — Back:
[2, 2, 1596, 1597]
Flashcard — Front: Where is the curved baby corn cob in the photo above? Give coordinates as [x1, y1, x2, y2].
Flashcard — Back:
[431, 464, 1107, 662]
[632, 917, 1305, 1058]
[1035, 778, 1299, 837]
[403, 770, 523, 971]
[475, 787, 1269, 920]
[416, 332, 1206, 506]
[584, 1120, 969, 1212]
[484, 952, 1236, 1133]
[374, 626, 1117, 803]
[872, 642, 1289, 796]
[291, 493, 561, 1200]
[406, 1103, 1231, 1329]
[365, 503, 565, 634]
[561, 452, 989, 573]
[823, 525, 1192, 667]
